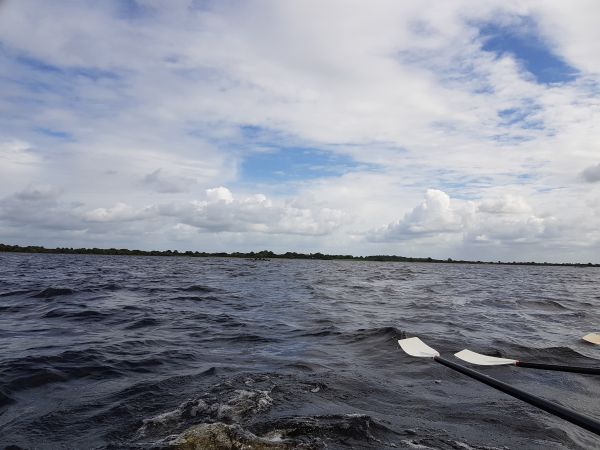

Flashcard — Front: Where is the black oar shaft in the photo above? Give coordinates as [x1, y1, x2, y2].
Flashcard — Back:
[516, 361, 600, 375]
[433, 356, 600, 436]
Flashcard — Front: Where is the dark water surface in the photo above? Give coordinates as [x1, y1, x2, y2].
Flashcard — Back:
[0, 253, 599, 449]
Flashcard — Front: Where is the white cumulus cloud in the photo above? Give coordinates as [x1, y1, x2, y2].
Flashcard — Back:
[157, 187, 344, 235]
[369, 189, 556, 247]
[369, 189, 469, 240]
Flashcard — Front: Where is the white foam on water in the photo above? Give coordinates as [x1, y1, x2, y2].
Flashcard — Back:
[400, 439, 436, 449]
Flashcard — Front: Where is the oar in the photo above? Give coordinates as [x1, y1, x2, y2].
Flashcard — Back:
[398, 337, 600, 436]
[583, 333, 600, 345]
[454, 349, 600, 375]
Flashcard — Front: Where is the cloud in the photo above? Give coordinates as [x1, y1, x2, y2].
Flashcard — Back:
[2, 185, 344, 238]
[205, 186, 234, 204]
[14, 184, 63, 201]
[143, 168, 194, 193]
[0, 140, 39, 166]
[369, 190, 468, 240]
[157, 187, 344, 235]
[84, 202, 156, 223]
[369, 189, 554, 246]
[580, 163, 600, 183]
[0, 185, 84, 231]
[0, 140, 42, 192]
[477, 194, 531, 214]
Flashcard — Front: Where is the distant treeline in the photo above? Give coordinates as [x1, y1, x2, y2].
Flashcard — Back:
[0, 243, 598, 267]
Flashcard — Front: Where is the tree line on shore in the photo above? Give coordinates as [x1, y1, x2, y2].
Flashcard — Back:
[1, 243, 598, 267]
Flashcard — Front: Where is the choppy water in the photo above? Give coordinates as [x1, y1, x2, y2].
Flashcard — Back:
[0, 253, 599, 449]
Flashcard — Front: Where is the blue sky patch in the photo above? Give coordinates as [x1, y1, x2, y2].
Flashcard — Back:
[490, 133, 534, 145]
[429, 169, 494, 195]
[241, 147, 368, 183]
[498, 106, 544, 130]
[479, 20, 578, 85]
[516, 173, 536, 183]
[15, 54, 119, 81]
[235, 125, 379, 184]
[35, 127, 73, 140]
[113, 0, 154, 20]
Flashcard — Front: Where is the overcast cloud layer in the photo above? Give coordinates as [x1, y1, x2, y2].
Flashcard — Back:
[1, 0, 600, 262]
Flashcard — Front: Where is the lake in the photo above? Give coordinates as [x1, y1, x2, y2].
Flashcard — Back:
[0, 253, 598, 449]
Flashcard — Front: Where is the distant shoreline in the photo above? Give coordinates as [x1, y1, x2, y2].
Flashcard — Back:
[1, 243, 598, 267]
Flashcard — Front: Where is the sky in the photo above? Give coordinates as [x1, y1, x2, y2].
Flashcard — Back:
[1, 0, 600, 263]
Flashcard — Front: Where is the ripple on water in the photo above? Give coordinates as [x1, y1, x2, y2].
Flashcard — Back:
[31, 287, 74, 298]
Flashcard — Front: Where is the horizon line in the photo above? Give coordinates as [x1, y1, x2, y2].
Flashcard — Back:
[1, 243, 598, 268]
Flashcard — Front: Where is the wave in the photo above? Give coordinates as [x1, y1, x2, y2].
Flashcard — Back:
[345, 326, 406, 343]
[31, 287, 74, 298]
[159, 422, 293, 450]
[0, 350, 177, 393]
[520, 299, 571, 311]
[297, 327, 341, 338]
[180, 284, 221, 293]
[487, 341, 599, 363]
[5, 367, 69, 391]
[213, 334, 278, 343]
[125, 317, 162, 329]
[170, 295, 209, 302]
[0, 305, 27, 313]
[0, 388, 16, 410]
[0, 289, 35, 297]
[251, 413, 398, 443]
[42, 308, 114, 321]
[147, 414, 403, 449]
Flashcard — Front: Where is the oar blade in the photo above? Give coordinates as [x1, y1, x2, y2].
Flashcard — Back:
[454, 349, 516, 366]
[398, 337, 440, 358]
[583, 333, 600, 345]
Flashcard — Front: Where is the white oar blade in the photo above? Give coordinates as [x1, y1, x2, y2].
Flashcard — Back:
[583, 333, 600, 345]
[454, 349, 516, 366]
[398, 337, 439, 358]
